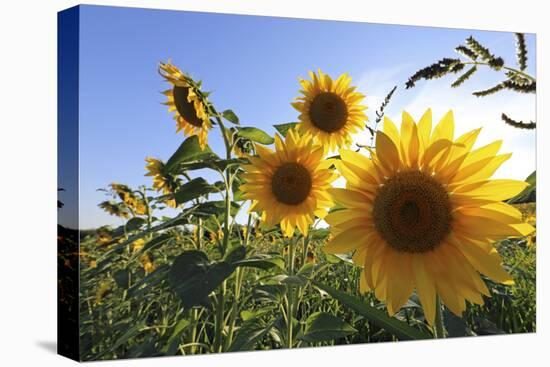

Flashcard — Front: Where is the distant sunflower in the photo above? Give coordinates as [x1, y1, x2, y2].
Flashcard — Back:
[159, 61, 211, 150]
[98, 200, 130, 219]
[109, 183, 147, 215]
[324, 109, 535, 325]
[140, 254, 155, 274]
[241, 129, 337, 237]
[292, 69, 367, 151]
[144, 157, 177, 208]
[131, 238, 146, 252]
[97, 231, 112, 245]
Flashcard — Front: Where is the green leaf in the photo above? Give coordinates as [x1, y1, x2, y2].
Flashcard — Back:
[234, 254, 285, 270]
[127, 265, 170, 298]
[253, 284, 286, 303]
[174, 178, 218, 205]
[443, 309, 473, 337]
[508, 170, 536, 204]
[113, 269, 130, 289]
[193, 200, 241, 219]
[176, 158, 244, 173]
[141, 233, 172, 253]
[125, 217, 146, 232]
[168, 251, 238, 309]
[310, 228, 330, 240]
[236, 127, 274, 145]
[313, 281, 431, 340]
[164, 136, 218, 173]
[224, 245, 247, 264]
[222, 109, 240, 125]
[273, 122, 298, 137]
[229, 318, 276, 352]
[299, 312, 357, 342]
[280, 275, 308, 287]
[93, 320, 146, 359]
[240, 309, 272, 321]
[162, 319, 190, 355]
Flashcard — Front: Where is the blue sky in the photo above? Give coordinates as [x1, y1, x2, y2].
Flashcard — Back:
[59, 5, 536, 229]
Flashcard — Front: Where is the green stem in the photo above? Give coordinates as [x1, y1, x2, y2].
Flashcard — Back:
[196, 218, 203, 250]
[138, 186, 152, 233]
[213, 280, 226, 352]
[243, 213, 252, 247]
[224, 266, 245, 350]
[463, 61, 536, 82]
[286, 238, 297, 348]
[214, 113, 233, 256]
[434, 295, 445, 338]
[190, 308, 198, 354]
[208, 107, 234, 353]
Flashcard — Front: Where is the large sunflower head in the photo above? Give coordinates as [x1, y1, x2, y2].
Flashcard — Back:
[159, 60, 211, 150]
[144, 157, 178, 208]
[324, 109, 534, 325]
[292, 69, 368, 151]
[241, 129, 337, 237]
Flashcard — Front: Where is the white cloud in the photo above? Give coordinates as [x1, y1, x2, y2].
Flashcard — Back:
[348, 69, 535, 182]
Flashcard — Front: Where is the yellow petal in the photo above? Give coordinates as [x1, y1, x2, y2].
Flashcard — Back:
[423, 139, 452, 168]
[431, 110, 454, 143]
[324, 226, 372, 254]
[383, 116, 400, 147]
[412, 254, 436, 326]
[417, 108, 432, 154]
[453, 179, 528, 201]
[448, 235, 514, 285]
[328, 188, 372, 209]
[453, 153, 511, 184]
[400, 111, 419, 167]
[375, 131, 400, 173]
[385, 252, 414, 316]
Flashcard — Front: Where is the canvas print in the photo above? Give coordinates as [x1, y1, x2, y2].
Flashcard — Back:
[57, 5, 536, 362]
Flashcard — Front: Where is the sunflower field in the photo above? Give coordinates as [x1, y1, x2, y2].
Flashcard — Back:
[72, 34, 536, 360]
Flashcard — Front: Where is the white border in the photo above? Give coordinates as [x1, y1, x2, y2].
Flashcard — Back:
[0, 1, 547, 366]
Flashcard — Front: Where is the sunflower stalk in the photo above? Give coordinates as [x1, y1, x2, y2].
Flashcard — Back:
[285, 237, 298, 348]
[209, 102, 236, 353]
[434, 296, 445, 338]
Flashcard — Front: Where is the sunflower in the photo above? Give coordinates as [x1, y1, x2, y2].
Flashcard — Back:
[98, 200, 130, 219]
[292, 69, 367, 151]
[144, 157, 177, 208]
[324, 109, 535, 325]
[140, 254, 155, 274]
[159, 61, 211, 150]
[131, 238, 146, 252]
[109, 183, 147, 215]
[241, 129, 337, 237]
[97, 230, 112, 245]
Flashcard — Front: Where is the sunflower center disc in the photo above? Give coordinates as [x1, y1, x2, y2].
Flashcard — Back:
[309, 92, 348, 133]
[372, 171, 452, 253]
[271, 163, 312, 205]
[173, 86, 203, 127]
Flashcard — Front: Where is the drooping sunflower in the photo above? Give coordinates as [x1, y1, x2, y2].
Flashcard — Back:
[98, 200, 130, 219]
[159, 61, 211, 150]
[144, 157, 177, 208]
[241, 129, 337, 237]
[292, 69, 368, 151]
[109, 183, 147, 215]
[324, 109, 534, 325]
